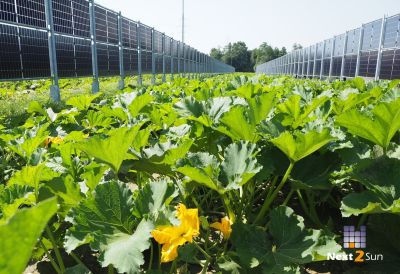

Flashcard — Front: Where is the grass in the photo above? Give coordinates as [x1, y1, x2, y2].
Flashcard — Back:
[0, 74, 181, 126]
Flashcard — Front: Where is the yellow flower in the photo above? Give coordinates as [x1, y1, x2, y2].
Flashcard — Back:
[45, 136, 63, 147]
[151, 204, 199, 263]
[210, 216, 232, 239]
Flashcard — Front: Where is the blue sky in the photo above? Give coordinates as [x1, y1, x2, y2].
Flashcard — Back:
[96, 0, 399, 53]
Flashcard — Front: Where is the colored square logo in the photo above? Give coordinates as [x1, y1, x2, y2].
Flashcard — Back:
[343, 226, 366, 249]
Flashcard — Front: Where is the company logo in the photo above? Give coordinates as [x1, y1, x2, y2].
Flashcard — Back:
[343, 225, 366, 249]
[327, 225, 383, 263]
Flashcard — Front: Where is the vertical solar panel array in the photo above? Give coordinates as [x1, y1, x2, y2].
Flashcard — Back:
[381, 14, 400, 79]
[256, 14, 400, 80]
[0, 0, 234, 81]
[165, 36, 171, 74]
[121, 18, 138, 75]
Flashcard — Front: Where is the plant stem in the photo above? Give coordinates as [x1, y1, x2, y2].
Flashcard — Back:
[108, 265, 114, 274]
[70, 252, 88, 269]
[148, 242, 154, 271]
[45, 225, 65, 273]
[282, 188, 295, 206]
[221, 193, 235, 223]
[158, 244, 162, 271]
[254, 162, 295, 224]
[193, 242, 211, 260]
[169, 260, 177, 274]
[39, 240, 61, 274]
[264, 176, 279, 202]
[201, 256, 211, 274]
[296, 190, 309, 215]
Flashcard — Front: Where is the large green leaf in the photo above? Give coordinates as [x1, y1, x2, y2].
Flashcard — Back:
[176, 152, 220, 192]
[177, 141, 261, 193]
[132, 178, 177, 219]
[271, 130, 335, 163]
[65, 180, 153, 273]
[0, 198, 58, 274]
[0, 185, 35, 221]
[336, 98, 400, 149]
[217, 106, 257, 141]
[230, 223, 271, 269]
[341, 157, 400, 216]
[220, 141, 262, 191]
[66, 94, 99, 111]
[217, 93, 276, 142]
[8, 164, 59, 191]
[8, 125, 49, 162]
[128, 93, 154, 117]
[230, 206, 341, 273]
[76, 126, 140, 172]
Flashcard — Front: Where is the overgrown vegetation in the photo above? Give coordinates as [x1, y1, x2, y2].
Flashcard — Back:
[1, 74, 400, 274]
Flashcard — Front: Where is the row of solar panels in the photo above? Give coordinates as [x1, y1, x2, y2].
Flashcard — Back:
[256, 14, 400, 80]
[0, 0, 234, 80]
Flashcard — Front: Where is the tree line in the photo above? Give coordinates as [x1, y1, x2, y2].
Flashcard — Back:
[210, 42, 303, 72]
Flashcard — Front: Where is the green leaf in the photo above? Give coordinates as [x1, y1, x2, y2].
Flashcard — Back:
[66, 94, 99, 111]
[83, 110, 113, 129]
[230, 223, 271, 268]
[271, 130, 335, 163]
[46, 175, 84, 213]
[76, 126, 140, 172]
[341, 157, 400, 216]
[8, 164, 59, 190]
[99, 219, 153, 274]
[217, 255, 244, 274]
[8, 125, 49, 162]
[217, 106, 257, 141]
[65, 181, 153, 273]
[0, 198, 58, 274]
[128, 93, 154, 117]
[0, 185, 35, 220]
[64, 264, 92, 274]
[132, 178, 177, 219]
[217, 93, 275, 142]
[336, 99, 400, 149]
[81, 162, 109, 190]
[219, 141, 262, 191]
[231, 206, 340, 273]
[277, 95, 301, 126]
[262, 206, 324, 273]
[176, 152, 220, 192]
[350, 77, 366, 91]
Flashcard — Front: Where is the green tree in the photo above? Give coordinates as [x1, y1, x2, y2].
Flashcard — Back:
[251, 43, 288, 68]
[210, 47, 223, 61]
[292, 43, 303, 50]
[222, 42, 252, 72]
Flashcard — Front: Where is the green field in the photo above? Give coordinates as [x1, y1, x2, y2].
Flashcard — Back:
[1, 74, 400, 273]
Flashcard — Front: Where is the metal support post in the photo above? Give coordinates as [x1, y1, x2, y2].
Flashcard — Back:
[312, 44, 317, 77]
[340, 32, 348, 79]
[375, 16, 387, 80]
[355, 24, 364, 77]
[44, 0, 60, 101]
[170, 38, 174, 80]
[329, 37, 336, 80]
[117, 12, 124, 89]
[177, 41, 180, 76]
[301, 50, 305, 76]
[162, 33, 166, 82]
[182, 43, 186, 77]
[320, 40, 326, 79]
[89, 0, 99, 93]
[151, 28, 156, 85]
[137, 22, 142, 86]
[306, 47, 311, 77]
